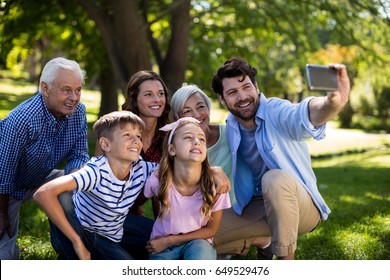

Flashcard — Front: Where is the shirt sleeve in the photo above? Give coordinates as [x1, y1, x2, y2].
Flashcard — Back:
[269, 97, 326, 141]
[212, 192, 231, 212]
[64, 103, 90, 174]
[299, 97, 326, 141]
[0, 117, 28, 195]
[144, 171, 159, 198]
[71, 162, 99, 192]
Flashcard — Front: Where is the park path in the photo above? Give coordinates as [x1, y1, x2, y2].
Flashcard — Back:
[307, 123, 390, 156]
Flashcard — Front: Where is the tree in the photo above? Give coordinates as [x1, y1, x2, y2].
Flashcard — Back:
[1, 0, 389, 117]
[1, 0, 191, 115]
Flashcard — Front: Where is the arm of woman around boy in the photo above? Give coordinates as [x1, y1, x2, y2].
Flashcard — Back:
[33, 175, 90, 260]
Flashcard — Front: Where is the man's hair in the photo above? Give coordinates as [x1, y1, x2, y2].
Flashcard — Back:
[211, 57, 257, 97]
[39, 57, 86, 92]
[93, 111, 145, 140]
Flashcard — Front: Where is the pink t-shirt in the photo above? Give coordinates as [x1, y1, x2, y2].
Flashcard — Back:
[144, 172, 231, 242]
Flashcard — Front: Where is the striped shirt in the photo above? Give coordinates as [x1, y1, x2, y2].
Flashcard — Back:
[0, 93, 89, 199]
[72, 155, 158, 243]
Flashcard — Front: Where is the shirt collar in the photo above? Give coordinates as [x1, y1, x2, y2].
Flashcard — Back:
[39, 92, 68, 125]
[256, 92, 268, 123]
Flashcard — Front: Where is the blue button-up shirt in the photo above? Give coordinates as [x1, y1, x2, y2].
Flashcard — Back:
[0, 93, 90, 199]
[226, 93, 331, 220]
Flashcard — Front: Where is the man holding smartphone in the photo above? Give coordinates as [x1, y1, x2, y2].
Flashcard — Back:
[211, 57, 350, 260]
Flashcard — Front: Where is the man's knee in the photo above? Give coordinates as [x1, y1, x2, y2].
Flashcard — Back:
[262, 169, 294, 196]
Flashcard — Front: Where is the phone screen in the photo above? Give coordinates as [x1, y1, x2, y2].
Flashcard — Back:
[306, 64, 338, 91]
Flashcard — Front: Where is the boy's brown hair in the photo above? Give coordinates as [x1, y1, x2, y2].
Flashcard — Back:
[93, 111, 145, 140]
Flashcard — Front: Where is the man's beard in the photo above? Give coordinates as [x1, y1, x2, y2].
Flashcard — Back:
[227, 97, 259, 123]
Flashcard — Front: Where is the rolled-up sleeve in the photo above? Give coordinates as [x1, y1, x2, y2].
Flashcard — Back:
[0, 118, 26, 196]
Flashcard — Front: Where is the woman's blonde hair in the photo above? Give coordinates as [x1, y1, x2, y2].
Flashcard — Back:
[157, 120, 215, 220]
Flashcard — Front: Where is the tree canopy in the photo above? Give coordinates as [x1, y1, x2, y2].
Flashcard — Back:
[1, 0, 389, 119]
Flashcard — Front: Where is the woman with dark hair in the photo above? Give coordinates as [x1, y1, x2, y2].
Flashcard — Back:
[122, 70, 171, 163]
[116, 71, 171, 259]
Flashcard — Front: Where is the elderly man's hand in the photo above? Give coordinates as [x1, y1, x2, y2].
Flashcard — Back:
[0, 194, 10, 239]
[0, 212, 10, 239]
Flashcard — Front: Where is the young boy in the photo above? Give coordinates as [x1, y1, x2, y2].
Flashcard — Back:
[33, 111, 158, 260]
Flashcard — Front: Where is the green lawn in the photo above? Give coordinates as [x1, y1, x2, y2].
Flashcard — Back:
[1, 79, 389, 260]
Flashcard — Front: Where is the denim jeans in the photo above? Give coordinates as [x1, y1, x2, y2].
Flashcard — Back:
[90, 234, 134, 260]
[121, 213, 154, 260]
[150, 239, 216, 260]
[49, 191, 86, 259]
[50, 191, 154, 260]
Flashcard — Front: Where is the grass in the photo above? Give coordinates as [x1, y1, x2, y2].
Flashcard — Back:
[297, 150, 390, 260]
[1, 78, 389, 260]
[235, 150, 390, 260]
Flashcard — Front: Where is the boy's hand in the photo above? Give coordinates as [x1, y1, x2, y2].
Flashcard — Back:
[73, 238, 91, 260]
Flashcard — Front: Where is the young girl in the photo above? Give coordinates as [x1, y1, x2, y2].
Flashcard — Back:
[144, 117, 231, 260]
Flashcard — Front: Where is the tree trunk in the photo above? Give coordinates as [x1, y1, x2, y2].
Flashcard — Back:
[79, 0, 191, 105]
[99, 65, 119, 117]
[160, 0, 191, 94]
[78, 0, 154, 117]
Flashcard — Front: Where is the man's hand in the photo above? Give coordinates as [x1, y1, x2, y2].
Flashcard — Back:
[0, 194, 10, 239]
[0, 212, 10, 239]
[327, 63, 350, 107]
[309, 64, 351, 127]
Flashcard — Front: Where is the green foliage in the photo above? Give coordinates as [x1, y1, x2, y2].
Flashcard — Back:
[2, 0, 389, 103]
[18, 201, 58, 260]
[347, 86, 390, 132]
[351, 115, 386, 132]
[187, 0, 390, 100]
[0, 0, 107, 84]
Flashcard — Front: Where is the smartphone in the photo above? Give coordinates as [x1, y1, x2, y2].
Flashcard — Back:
[306, 64, 338, 91]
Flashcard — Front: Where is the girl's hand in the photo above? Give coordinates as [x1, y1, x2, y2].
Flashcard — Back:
[146, 236, 172, 254]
